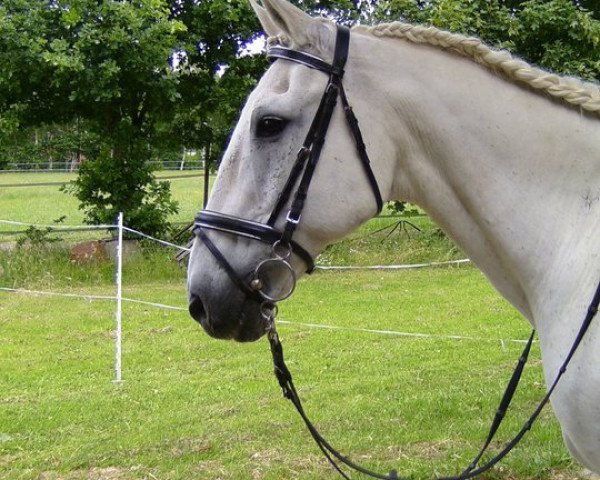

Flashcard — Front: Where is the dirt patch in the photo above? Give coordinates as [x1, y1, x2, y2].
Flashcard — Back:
[87, 468, 128, 480]
[0, 454, 18, 467]
[148, 326, 174, 335]
[193, 460, 229, 479]
[249, 449, 329, 479]
[409, 440, 451, 459]
[37, 467, 129, 480]
[170, 438, 211, 458]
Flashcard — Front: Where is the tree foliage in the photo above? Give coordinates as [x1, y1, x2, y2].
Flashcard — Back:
[0, 0, 188, 235]
[1, 0, 598, 233]
[165, 0, 268, 163]
[0, 121, 99, 170]
[372, 0, 600, 82]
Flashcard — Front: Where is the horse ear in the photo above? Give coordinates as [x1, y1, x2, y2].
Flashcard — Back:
[249, 0, 279, 38]
[253, 0, 330, 49]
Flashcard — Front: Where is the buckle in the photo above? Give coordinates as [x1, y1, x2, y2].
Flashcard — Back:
[286, 211, 301, 225]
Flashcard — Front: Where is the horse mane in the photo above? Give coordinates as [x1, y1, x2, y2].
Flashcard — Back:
[353, 22, 600, 117]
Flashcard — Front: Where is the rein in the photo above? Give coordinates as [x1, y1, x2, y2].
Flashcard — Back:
[266, 280, 600, 479]
[192, 23, 600, 479]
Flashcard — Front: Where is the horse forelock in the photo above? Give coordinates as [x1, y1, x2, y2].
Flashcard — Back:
[352, 22, 600, 118]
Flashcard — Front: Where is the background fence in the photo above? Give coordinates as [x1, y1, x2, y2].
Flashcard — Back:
[0, 159, 205, 173]
[0, 215, 545, 388]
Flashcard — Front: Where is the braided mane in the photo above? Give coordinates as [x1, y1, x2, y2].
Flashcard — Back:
[354, 22, 600, 117]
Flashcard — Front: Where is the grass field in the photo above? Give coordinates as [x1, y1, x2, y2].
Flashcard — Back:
[0, 266, 589, 480]
[0, 172, 589, 479]
[0, 171, 208, 232]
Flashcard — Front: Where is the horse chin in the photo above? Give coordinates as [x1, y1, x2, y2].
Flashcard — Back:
[188, 293, 266, 343]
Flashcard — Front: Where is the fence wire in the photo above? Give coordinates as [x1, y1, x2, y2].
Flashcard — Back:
[1, 216, 528, 382]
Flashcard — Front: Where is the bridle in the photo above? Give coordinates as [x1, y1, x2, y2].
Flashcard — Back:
[192, 24, 600, 480]
[193, 25, 382, 306]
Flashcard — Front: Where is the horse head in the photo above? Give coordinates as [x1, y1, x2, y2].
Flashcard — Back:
[187, 0, 390, 342]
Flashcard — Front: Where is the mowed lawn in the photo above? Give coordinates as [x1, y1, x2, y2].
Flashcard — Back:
[0, 171, 208, 231]
[0, 171, 587, 479]
[0, 267, 588, 480]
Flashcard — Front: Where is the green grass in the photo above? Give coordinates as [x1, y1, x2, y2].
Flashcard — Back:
[0, 171, 209, 233]
[0, 172, 586, 479]
[318, 215, 463, 266]
[0, 243, 185, 290]
[0, 267, 587, 480]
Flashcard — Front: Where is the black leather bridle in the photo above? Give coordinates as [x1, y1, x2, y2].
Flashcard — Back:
[193, 25, 382, 304]
[192, 24, 600, 480]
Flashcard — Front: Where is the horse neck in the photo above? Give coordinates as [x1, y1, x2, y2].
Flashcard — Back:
[358, 36, 600, 324]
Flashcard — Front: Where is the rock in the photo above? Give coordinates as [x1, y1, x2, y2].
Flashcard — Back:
[69, 240, 108, 264]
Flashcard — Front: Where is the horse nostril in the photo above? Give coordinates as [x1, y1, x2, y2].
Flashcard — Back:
[188, 294, 206, 324]
[188, 293, 232, 340]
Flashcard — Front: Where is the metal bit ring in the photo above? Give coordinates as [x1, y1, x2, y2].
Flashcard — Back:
[252, 257, 296, 302]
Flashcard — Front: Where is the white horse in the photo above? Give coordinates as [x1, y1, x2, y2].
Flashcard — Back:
[187, 0, 600, 474]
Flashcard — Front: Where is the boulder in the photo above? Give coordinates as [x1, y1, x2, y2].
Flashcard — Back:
[69, 240, 108, 264]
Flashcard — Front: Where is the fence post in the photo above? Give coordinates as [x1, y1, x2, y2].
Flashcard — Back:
[113, 212, 124, 384]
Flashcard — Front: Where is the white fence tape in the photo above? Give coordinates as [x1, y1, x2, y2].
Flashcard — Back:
[0, 215, 526, 382]
[0, 219, 115, 230]
[0, 287, 531, 345]
[0, 287, 115, 301]
[122, 226, 192, 252]
[316, 259, 470, 270]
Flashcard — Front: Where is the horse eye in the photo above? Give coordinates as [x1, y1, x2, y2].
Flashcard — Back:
[256, 116, 288, 138]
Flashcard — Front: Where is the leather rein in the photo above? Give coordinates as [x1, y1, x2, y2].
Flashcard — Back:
[192, 24, 600, 479]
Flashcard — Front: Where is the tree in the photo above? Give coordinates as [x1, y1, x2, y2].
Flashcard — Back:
[0, 120, 100, 170]
[165, 0, 267, 168]
[165, 0, 379, 167]
[0, 0, 185, 236]
[511, 0, 600, 80]
[372, 0, 600, 82]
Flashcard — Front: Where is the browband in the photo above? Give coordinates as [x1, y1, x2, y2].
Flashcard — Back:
[267, 47, 340, 75]
[267, 25, 349, 78]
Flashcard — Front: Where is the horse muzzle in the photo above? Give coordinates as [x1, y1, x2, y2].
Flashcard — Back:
[188, 289, 268, 342]
[187, 209, 311, 342]
[187, 227, 300, 342]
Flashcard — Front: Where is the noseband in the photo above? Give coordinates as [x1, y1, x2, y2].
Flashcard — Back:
[193, 25, 382, 305]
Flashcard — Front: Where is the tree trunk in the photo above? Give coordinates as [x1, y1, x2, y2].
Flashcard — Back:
[203, 142, 211, 209]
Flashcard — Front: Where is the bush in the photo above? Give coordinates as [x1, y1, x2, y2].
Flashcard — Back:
[62, 145, 179, 239]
